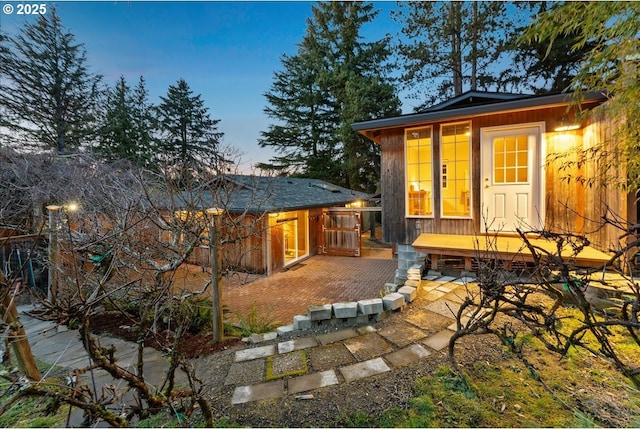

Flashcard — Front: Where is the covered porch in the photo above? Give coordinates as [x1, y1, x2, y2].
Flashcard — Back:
[412, 233, 612, 271]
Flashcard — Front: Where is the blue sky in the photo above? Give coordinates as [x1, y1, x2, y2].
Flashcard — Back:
[1, 1, 404, 171]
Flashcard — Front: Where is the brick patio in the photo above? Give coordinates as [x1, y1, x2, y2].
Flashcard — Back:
[223, 251, 397, 326]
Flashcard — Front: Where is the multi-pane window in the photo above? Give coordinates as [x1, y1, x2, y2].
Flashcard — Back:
[405, 127, 433, 216]
[493, 135, 529, 184]
[441, 122, 471, 217]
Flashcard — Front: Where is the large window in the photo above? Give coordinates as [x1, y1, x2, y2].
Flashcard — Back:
[406, 127, 433, 216]
[441, 122, 471, 217]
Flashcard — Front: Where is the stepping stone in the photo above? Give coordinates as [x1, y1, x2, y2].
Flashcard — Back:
[225, 359, 267, 386]
[234, 345, 275, 362]
[309, 343, 355, 371]
[423, 329, 454, 352]
[384, 344, 431, 367]
[425, 300, 461, 319]
[288, 370, 339, 394]
[436, 282, 459, 293]
[339, 358, 390, 382]
[343, 332, 392, 361]
[317, 328, 357, 345]
[231, 379, 285, 405]
[377, 322, 427, 347]
[422, 289, 446, 302]
[441, 288, 467, 304]
[266, 350, 307, 380]
[278, 337, 318, 354]
[405, 310, 454, 334]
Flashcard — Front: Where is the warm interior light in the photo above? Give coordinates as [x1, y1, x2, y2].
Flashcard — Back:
[554, 124, 581, 132]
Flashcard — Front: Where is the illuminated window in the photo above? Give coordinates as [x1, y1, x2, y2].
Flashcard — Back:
[441, 122, 471, 217]
[405, 127, 433, 216]
[493, 135, 529, 184]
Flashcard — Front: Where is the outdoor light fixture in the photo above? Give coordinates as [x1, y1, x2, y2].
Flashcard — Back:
[554, 114, 581, 132]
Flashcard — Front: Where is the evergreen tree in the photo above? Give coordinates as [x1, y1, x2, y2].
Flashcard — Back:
[155, 79, 224, 176]
[521, 2, 640, 192]
[503, 2, 597, 95]
[258, 50, 341, 181]
[0, 8, 102, 154]
[393, 2, 517, 111]
[96, 76, 156, 168]
[260, 1, 400, 193]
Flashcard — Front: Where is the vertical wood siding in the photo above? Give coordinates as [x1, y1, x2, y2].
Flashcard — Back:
[377, 103, 631, 253]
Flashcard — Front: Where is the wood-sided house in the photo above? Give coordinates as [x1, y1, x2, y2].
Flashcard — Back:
[352, 91, 633, 270]
[189, 175, 369, 275]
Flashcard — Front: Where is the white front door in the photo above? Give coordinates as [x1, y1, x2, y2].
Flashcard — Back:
[481, 124, 544, 233]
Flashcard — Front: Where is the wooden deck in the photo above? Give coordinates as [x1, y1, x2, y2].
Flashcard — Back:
[412, 233, 612, 270]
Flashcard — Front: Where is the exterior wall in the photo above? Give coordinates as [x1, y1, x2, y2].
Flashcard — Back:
[378, 103, 629, 252]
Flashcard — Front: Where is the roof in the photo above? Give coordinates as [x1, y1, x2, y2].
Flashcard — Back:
[352, 91, 607, 136]
[426, 91, 527, 112]
[195, 175, 369, 213]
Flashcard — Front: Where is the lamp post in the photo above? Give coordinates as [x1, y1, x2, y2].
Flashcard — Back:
[206, 207, 225, 342]
[46, 205, 60, 305]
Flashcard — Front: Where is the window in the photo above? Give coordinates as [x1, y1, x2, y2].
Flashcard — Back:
[493, 135, 529, 184]
[405, 127, 433, 216]
[441, 122, 471, 217]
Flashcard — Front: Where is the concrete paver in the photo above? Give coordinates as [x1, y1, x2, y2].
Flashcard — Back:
[343, 332, 392, 360]
[225, 359, 266, 386]
[384, 344, 431, 368]
[288, 370, 339, 394]
[277, 337, 318, 354]
[231, 380, 285, 405]
[423, 329, 455, 351]
[309, 343, 355, 371]
[316, 328, 358, 345]
[234, 344, 276, 362]
[377, 322, 428, 347]
[425, 299, 461, 319]
[340, 357, 391, 383]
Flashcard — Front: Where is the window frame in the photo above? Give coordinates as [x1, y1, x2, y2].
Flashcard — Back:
[404, 125, 434, 218]
[439, 121, 472, 219]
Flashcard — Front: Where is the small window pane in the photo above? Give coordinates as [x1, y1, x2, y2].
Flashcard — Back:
[517, 167, 528, 182]
[506, 168, 516, 183]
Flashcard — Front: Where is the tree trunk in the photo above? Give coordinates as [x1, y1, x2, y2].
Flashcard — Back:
[0, 272, 42, 381]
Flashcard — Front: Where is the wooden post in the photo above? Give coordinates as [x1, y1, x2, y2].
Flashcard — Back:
[46, 205, 60, 305]
[207, 208, 224, 343]
[0, 271, 41, 381]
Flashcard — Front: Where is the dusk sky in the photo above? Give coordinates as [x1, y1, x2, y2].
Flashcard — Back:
[1, 1, 406, 171]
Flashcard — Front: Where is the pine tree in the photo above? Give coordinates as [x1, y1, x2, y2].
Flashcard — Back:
[393, 2, 517, 111]
[260, 1, 400, 193]
[155, 79, 224, 177]
[97, 76, 156, 168]
[0, 8, 102, 154]
[258, 50, 341, 181]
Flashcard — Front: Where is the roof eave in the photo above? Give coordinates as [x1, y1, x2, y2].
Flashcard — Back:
[352, 91, 607, 135]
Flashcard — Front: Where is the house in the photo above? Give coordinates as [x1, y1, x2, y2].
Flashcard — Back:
[188, 175, 370, 275]
[352, 91, 632, 274]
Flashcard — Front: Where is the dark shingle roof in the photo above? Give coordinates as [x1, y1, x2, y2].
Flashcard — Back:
[198, 175, 369, 213]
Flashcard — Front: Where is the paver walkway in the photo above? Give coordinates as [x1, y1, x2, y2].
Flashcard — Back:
[17, 273, 473, 411]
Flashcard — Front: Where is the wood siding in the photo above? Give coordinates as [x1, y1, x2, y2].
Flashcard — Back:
[377, 103, 631, 253]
